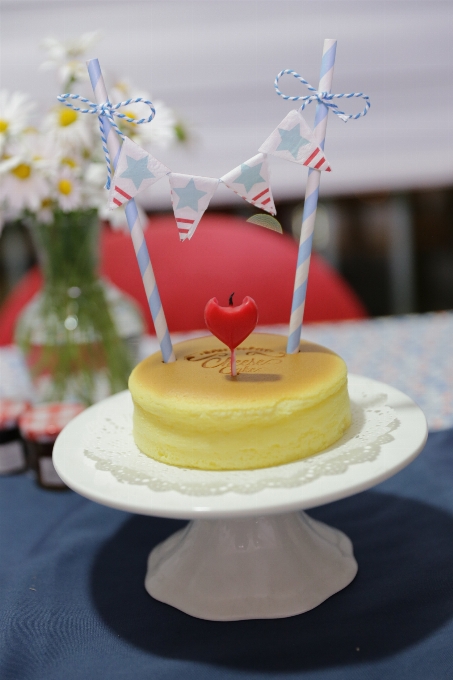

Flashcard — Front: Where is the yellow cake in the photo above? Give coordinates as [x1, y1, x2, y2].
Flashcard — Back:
[129, 333, 351, 471]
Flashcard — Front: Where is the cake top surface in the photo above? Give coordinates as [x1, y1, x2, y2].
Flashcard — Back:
[129, 333, 347, 413]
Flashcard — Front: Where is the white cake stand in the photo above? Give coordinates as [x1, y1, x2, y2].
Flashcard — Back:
[53, 375, 427, 621]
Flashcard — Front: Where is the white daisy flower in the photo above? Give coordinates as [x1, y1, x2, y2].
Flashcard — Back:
[20, 130, 60, 176]
[0, 90, 35, 153]
[54, 167, 82, 212]
[36, 198, 54, 225]
[139, 99, 179, 148]
[82, 161, 108, 211]
[110, 82, 179, 149]
[43, 104, 94, 154]
[84, 161, 106, 188]
[0, 153, 50, 215]
[58, 154, 79, 171]
[40, 31, 101, 87]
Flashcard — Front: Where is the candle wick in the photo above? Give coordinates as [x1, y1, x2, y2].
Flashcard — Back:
[229, 292, 235, 306]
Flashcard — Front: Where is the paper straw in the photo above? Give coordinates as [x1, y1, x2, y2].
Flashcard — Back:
[86, 58, 175, 363]
[286, 39, 337, 354]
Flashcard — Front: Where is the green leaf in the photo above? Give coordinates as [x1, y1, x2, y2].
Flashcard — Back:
[246, 214, 283, 234]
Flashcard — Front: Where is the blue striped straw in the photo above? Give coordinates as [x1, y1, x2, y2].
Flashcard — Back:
[86, 58, 175, 363]
[287, 39, 337, 354]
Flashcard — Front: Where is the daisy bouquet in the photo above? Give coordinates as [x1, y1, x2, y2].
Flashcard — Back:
[0, 30, 185, 231]
[0, 32, 186, 404]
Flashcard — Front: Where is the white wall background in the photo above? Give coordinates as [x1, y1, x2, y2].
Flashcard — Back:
[1, 0, 452, 210]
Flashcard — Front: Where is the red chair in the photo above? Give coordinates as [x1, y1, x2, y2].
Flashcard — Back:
[0, 214, 367, 345]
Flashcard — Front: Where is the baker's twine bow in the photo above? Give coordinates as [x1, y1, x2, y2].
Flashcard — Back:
[274, 70, 370, 122]
[57, 93, 156, 189]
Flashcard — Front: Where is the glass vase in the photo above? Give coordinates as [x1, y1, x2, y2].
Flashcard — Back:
[15, 209, 144, 405]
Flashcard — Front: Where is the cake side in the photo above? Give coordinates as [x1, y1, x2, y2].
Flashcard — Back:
[129, 333, 351, 470]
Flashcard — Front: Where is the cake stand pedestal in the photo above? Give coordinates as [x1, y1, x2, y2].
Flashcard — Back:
[53, 375, 427, 621]
[145, 511, 356, 620]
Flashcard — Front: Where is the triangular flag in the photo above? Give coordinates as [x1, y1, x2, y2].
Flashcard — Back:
[169, 173, 219, 241]
[108, 137, 170, 209]
[259, 110, 331, 171]
[221, 153, 276, 215]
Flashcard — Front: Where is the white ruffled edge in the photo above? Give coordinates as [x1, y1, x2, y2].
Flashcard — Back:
[83, 387, 399, 497]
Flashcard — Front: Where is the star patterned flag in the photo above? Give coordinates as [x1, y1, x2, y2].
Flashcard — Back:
[259, 110, 331, 171]
[169, 173, 219, 241]
[108, 137, 170, 209]
[220, 153, 276, 215]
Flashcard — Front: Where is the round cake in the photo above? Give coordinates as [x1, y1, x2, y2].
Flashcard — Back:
[129, 333, 351, 471]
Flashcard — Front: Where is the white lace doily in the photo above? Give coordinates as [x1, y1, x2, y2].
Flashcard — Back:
[83, 382, 399, 497]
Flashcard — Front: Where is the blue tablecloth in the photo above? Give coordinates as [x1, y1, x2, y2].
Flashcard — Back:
[1, 427, 452, 680]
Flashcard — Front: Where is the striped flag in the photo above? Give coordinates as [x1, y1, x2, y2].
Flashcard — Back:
[108, 136, 170, 210]
[221, 153, 276, 215]
[259, 110, 331, 171]
[169, 173, 219, 241]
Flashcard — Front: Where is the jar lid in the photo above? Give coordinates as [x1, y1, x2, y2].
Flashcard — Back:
[0, 399, 30, 430]
[19, 403, 85, 442]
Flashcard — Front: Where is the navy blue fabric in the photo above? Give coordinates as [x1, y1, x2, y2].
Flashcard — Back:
[1, 429, 453, 680]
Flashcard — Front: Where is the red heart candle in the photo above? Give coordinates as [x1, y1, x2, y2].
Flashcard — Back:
[204, 294, 259, 376]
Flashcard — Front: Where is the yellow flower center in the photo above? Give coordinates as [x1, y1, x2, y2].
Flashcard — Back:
[58, 179, 73, 195]
[12, 163, 31, 180]
[114, 81, 129, 96]
[61, 157, 77, 168]
[58, 108, 78, 127]
[41, 198, 52, 208]
[0, 119, 9, 133]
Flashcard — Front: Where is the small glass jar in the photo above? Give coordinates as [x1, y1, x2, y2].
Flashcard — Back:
[19, 403, 85, 490]
[0, 400, 29, 475]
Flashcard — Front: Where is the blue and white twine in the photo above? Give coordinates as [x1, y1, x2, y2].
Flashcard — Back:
[274, 69, 370, 122]
[57, 93, 156, 189]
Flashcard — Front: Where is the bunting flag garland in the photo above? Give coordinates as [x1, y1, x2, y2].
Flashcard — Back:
[108, 137, 170, 209]
[220, 153, 276, 215]
[169, 174, 219, 241]
[259, 109, 331, 171]
[106, 108, 333, 236]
